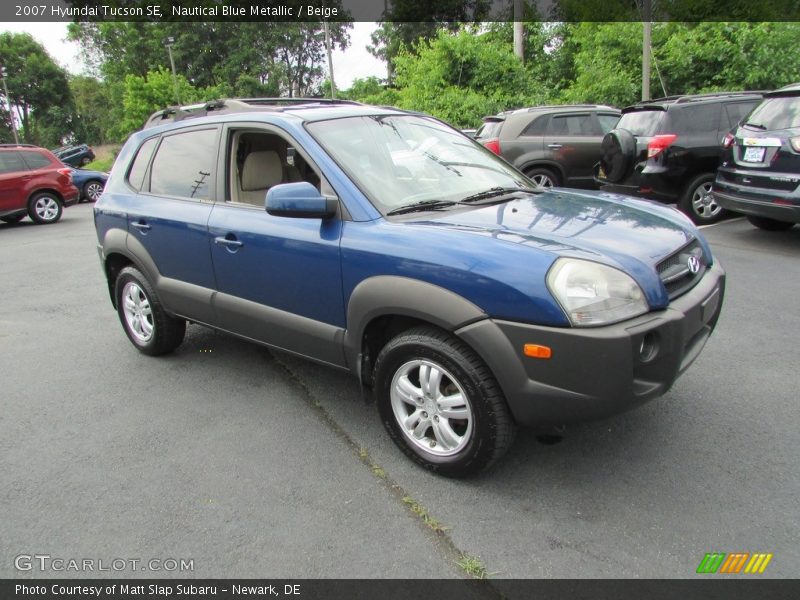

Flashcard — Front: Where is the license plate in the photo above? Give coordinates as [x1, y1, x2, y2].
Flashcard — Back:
[743, 147, 765, 162]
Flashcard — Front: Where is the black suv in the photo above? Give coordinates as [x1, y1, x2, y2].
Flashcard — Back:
[476, 105, 620, 189]
[596, 92, 763, 224]
[713, 83, 800, 231]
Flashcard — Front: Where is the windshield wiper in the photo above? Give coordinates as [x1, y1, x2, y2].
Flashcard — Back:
[459, 186, 540, 204]
[744, 122, 767, 130]
[386, 199, 457, 216]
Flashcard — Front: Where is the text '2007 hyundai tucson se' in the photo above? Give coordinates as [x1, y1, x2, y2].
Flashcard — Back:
[94, 99, 725, 476]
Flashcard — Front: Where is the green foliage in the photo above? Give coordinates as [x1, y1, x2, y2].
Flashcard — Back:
[0, 32, 72, 146]
[113, 68, 226, 140]
[339, 77, 400, 106]
[392, 29, 546, 128]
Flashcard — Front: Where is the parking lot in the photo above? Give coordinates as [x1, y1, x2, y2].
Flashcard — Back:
[1, 203, 797, 579]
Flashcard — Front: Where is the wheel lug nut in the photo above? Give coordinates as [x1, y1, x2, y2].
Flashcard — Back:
[430, 441, 436, 447]
[422, 411, 428, 418]
[433, 415, 439, 422]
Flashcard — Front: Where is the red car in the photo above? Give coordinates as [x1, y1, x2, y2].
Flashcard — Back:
[0, 144, 80, 225]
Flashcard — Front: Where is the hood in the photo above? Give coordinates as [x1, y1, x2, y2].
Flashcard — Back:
[414, 188, 701, 267]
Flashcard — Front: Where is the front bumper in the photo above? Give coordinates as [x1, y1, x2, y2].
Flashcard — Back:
[456, 262, 725, 427]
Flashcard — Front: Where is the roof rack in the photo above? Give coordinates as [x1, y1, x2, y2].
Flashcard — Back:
[0, 143, 38, 148]
[638, 91, 765, 105]
[144, 97, 363, 129]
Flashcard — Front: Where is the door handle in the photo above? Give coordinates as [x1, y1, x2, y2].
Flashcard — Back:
[131, 221, 151, 232]
[214, 236, 243, 248]
[547, 143, 563, 149]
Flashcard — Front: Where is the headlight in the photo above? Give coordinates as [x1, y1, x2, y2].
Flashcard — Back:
[547, 258, 648, 327]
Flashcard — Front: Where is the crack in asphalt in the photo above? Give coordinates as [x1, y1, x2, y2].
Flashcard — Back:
[269, 352, 505, 595]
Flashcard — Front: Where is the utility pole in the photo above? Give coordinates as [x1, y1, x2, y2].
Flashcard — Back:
[165, 37, 181, 106]
[1, 66, 19, 144]
[642, 0, 652, 101]
[324, 21, 337, 99]
[513, 0, 524, 63]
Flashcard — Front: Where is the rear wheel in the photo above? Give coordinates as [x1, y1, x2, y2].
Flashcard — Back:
[525, 167, 560, 190]
[373, 326, 515, 477]
[115, 266, 186, 356]
[83, 180, 104, 202]
[28, 192, 63, 224]
[746, 215, 795, 231]
[679, 175, 727, 225]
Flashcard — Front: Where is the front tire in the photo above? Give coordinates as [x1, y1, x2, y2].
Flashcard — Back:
[115, 266, 186, 356]
[28, 192, 63, 224]
[373, 326, 515, 477]
[746, 215, 795, 231]
[679, 175, 727, 225]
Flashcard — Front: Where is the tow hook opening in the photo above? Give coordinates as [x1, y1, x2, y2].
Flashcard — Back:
[639, 331, 660, 363]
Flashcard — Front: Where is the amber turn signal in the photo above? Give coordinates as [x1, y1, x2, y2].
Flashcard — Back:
[523, 344, 552, 359]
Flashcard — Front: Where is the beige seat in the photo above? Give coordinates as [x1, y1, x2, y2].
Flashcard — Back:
[239, 150, 284, 205]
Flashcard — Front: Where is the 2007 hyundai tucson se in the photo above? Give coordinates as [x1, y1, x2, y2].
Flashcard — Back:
[94, 99, 725, 477]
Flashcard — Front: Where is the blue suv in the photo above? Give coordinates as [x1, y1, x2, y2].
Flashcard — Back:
[94, 99, 726, 476]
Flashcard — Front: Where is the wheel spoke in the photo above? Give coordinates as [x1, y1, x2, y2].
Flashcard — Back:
[433, 420, 460, 450]
[403, 408, 423, 430]
[396, 374, 422, 406]
[412, 418, 430, 439]
[419, 364, 443, 398]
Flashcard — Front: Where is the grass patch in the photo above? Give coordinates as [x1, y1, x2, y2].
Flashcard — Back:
[457, 553, 489, 579]
[402, 496, 448, 534]
[83, 144, 120, 173]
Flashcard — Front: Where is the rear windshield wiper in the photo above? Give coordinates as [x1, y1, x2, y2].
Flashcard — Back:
[386, 199, 457, 216]
[459, 186, 541, 204]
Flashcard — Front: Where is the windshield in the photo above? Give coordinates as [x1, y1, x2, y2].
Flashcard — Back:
[745, 96, 800, 130]
[307, 115, 532, 214]
[617, 109, 665, 136]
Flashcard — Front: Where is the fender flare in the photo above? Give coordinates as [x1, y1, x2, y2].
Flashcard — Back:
[342, 275, 487, 369]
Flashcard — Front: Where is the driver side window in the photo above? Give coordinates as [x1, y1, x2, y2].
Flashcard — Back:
[226, 130, 323, 207]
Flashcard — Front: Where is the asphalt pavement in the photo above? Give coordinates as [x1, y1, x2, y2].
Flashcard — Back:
[1, 205, 797, 580]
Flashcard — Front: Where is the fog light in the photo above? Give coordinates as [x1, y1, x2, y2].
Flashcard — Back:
[639, 332, 659, 363]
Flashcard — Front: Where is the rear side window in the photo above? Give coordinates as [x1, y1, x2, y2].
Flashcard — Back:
[668, 104, 720, 134]
[745, 96, 800, 130]
[617, 109, 665, 136]
[724, 102, 758, 129]
[598, 114, 620, 134]
[547, 114, 596, 136]
[21, 152, 53, 170]
[520, 115, 548, 136]
[149, 129, 217, 200]
[476, 120, 503, 139]
[127, 137, 158, 191]
[0, 151, 28, 174]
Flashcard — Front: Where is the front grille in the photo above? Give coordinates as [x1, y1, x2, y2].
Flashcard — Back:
[656, 239, 705, 299]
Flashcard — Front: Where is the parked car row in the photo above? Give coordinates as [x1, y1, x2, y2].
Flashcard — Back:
[0, 143, 108, 226]
[474, 86, 799, 230]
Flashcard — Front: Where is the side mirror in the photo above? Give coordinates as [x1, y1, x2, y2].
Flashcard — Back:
[265, 182, 337, 219]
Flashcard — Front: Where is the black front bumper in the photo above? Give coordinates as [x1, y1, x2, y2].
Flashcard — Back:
[456, 262, 725, 427]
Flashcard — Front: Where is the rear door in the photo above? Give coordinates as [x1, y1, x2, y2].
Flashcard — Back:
[0, 151, 28, 212]
[125, 126, 220, 323]
[542, 112, 603, 186]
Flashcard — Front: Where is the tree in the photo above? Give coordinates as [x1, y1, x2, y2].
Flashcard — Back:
[393, 28, 545, 127]
[0, 32, 72, 146]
